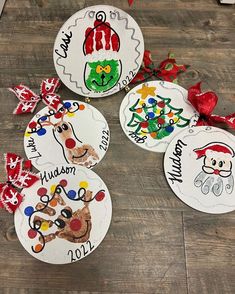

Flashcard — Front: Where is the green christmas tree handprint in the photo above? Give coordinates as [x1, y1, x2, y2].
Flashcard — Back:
[127, 95, 190, 140]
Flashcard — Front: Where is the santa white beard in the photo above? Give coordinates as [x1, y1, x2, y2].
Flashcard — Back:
[202, 166, 232, 177]
[194, 170, 234, 196]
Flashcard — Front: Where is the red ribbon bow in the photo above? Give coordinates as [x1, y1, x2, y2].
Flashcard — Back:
[188, 82, 235, 128]
[9, 78, 63, 115]
[131, 50, 189, 84]
[0, 153, 39, 213]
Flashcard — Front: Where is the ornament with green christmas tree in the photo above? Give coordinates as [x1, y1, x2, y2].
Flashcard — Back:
[119, 81, 199, 152]
[127, 94, 190, 140]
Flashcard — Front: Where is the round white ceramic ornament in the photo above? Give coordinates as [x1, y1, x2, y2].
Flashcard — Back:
[14, 164, 112, 264]
[119, 81, 199, 152]
[24, 100, 110, 170]
[164, 126, 235, 214]
[53, 5, 144, 98]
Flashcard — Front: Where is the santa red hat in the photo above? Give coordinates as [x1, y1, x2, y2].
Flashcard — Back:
[194, 142, 235, 159]
[83, 11, 120, 61]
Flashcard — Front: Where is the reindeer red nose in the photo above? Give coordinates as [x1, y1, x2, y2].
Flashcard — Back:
[70, 219, 82, 231]
[65, 138, 76, 149]
[214, 169, 220, 175]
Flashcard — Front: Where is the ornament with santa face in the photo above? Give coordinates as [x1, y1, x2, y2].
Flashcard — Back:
[54, 5, 144, 98]
[164, 126, 235, 214]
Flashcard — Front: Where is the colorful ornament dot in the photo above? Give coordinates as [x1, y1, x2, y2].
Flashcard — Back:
[37, 128, 46, 136]
[150, 132, 157, 138]
[136, 108, 142, 114]
[63, 102, 71, 109]
[165, 125, 174, 133]
[67, 112, 75, 117]
[167, 111, 174, 118]
[29, 121, 37, 129]
[139, 100, 145, 106]
[68, 190, 77, 199]
[49, 199, 57, 207]
[34, 244, 43, 253]
[28, 229, 37, 239]
[54, 112, 63, 119]
[140, 121, 149, 128]
[158, 118, 165, 125]
[79, 104, 85, 110]
[65, 138, 76, 149]
[37, 187, 47, 196]
[148, 112, 155, 119]
[79, 181, 88, 189]
[148, 98, 156, 104]
[95, 191, 105, 202]
[24, 131, 31, 137]
[24, 206, 34, 216]
[40, 221, 49, 231]
[157, 101, 165, 108]
[60, 179, 67, 187]
[50, 184, 57, 194]
[40, 116, 47, 122]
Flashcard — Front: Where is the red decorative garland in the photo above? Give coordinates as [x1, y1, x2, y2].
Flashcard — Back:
[0, 153, 39, 213]
[131, 50, 189, 84]
[9, 78, 63, 115]
[188, 82, 235, 128]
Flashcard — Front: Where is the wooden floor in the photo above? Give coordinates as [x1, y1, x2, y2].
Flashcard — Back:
[0, 0, 235, 293]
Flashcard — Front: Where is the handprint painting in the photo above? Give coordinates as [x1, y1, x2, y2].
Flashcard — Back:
[83, 11, 121, 93]
[24, 101, 110, 171]
[193, 142, 234, 196]
[164, 127, 235, 214]
[53, 5, 144, 97]
[119, 81, 199, 152]
[14, 164, 112, 264]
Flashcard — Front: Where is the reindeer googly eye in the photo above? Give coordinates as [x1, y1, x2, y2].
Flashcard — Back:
[34, 220, 41, 230]
[54, 219, 65, 229]
[61, 209, 72, 219]
[56, 126, 63, 133]
[62, 123, 69, 131]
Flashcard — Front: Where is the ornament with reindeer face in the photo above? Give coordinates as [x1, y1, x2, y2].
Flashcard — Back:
[53, 5, 144, 98]
[14, 164, 112, 264]
[24, 100, 110, 171]
[164, 126, 235, 214]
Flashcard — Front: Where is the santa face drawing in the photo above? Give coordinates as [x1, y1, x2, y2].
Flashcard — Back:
[83, 11, 122, 93]
[194, 142, 234, 196]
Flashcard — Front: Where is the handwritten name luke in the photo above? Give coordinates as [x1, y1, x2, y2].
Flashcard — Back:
[26, 137, 42, 160]
[167, 139, 187, 184]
